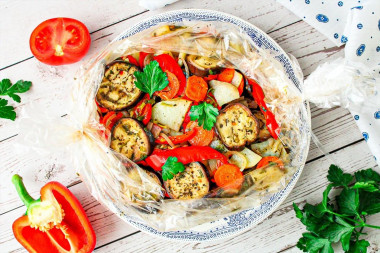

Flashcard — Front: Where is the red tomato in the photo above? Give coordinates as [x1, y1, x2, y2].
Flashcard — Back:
[29, 18, 91, 65]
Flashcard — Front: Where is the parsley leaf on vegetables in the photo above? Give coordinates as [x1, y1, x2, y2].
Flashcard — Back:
[133, 60, 168, 97]
[293, 165, 380, 253]
[189, 102, 219, 130]
[0, 79, 32, 120]
[162, 156, 185, 181]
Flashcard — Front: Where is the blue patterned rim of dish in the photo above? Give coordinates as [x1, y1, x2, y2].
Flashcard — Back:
[109, 9, 311, 241]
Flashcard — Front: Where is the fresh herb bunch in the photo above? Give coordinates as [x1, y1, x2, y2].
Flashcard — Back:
[133, 60, 168, 97]
[293, 165, 380, 253]
[189, 102, 219, 130]
[0, 79, 32, 120]
[162, 156, 185, 181]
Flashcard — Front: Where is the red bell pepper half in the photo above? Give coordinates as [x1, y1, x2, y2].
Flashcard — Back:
[248, 79, 280, 139]
[145, 146, 228, 171]
[12, 175, 96, 253]
[154, 54, 187, 96]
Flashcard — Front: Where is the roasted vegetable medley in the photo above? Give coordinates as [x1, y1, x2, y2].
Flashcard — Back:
[95, 25, 289, 201]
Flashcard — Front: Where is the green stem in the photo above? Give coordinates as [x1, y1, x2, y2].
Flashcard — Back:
[328, 210, 359, 224]
[363, 224, 380, 230]
[12, 174, 35, 208]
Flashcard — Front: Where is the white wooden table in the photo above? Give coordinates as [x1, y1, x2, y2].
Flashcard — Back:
[1, 1, 379, 252]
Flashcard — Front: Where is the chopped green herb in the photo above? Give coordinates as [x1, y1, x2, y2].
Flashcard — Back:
[162, 156, 185, 181]
[293, 164, 380, 253]
[189, 102, 219, 130]
[133, 60, 168, 97]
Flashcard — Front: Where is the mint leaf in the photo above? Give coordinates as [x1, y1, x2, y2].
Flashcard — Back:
[134, 60, 168, 97]
[190, 102, 219, 130]
[297, 233, 333, 253]
[161, 156, 185, 181]
[327, 164, 353, 187]
[337, 188, 359, 216]
[0, 79, 32, 103]
[355, 168, 380, 183]
[347, 239, 370, 253]
[0, 98, 16, 120]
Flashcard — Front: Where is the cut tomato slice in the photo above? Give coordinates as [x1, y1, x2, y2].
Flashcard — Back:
[30, 18, 91, 65]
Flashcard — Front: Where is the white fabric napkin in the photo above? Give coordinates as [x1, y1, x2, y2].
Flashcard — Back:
[277, 0, 380, 165]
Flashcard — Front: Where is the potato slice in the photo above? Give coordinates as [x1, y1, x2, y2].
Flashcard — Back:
[209, 80, 240, 106]
[151, 99, 192, 131]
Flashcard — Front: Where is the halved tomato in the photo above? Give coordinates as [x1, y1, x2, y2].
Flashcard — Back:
[30, 18, 91, 65]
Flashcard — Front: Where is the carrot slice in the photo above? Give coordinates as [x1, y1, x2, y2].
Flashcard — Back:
[217, 68, 235, 83]
[214, 164, 244, 190]
[185, 76, 208, 102]
[256, 156, 284, 169]
[154, 71, 180, 100]
[185, 121, 213, 146]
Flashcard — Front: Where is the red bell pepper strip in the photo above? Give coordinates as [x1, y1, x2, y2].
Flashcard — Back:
[131, 94, 153, 125]
[102, 111, 123, 131]
[139, 52, 149, 68]
[95, 99, 108, 113]
[203, 74, 218, 82]
[145, 146, 228, 171]
[126, 55, 139, 68]
[12, 175, 96, 253]
[154, 54, 186, 96]
[248, 79, 280, 139]
[155, 128, 197, 145]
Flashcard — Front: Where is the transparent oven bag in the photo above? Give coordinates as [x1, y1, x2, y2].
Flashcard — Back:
[17, 21, 311, 231]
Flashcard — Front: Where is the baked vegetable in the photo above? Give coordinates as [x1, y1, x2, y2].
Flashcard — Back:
[151, 98, 192, 131]
[110, 118, 152, 162]
[209, 80, 240, 106]
[186, 55, 220, 77]
[96, 61, 142, 110]
[164, 162, 209, 199]
[253, 111, 272, 141]
[215, 103, 259, 150]
[240, 148, 262, 168]
[248, 165, 285, 190]
[250, 138, 290, 164]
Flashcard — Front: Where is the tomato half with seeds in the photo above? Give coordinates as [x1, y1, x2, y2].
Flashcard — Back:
[30, 18, 91, 65]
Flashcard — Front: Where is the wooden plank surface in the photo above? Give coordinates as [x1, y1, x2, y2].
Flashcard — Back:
[1, 0, 378, 252]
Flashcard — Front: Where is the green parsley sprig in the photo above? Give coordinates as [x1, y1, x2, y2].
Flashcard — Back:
[133, 60, 168, 97]
[0, 79, 32, 120]
[162, 157, 185, 181]
[189, 102, 219, 130]
[293, 164, 380, 253]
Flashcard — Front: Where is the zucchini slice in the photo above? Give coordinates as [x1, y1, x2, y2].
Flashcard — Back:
[96, 61, 142, 111]
[186, 55, 221, 77]
[164, 162, 209, 200]
[110, 118, 152, 162]
[215, 103, 259, 150]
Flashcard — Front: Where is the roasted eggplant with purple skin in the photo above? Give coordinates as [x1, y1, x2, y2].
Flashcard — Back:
[110, 118, 152, 162]
[164, 162, 209, 200]
[96, 61, 142, 111]
[215, 103, 259, 150]
[186, 55, 220, 77]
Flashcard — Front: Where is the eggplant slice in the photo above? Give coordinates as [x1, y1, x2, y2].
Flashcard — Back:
[96, 61, 142, 111]
[186, 55, 220, 77]
[164, 162, 209, 200]
[216, 103, 259, 150]
[110, 118, 152, 162]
